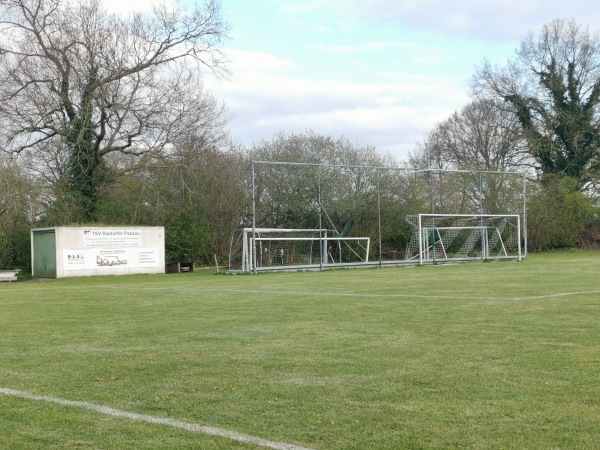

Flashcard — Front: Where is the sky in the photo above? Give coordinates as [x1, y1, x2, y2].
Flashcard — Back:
[107, 0, 600, 162]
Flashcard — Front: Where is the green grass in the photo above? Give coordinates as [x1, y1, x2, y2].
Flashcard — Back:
[1, 251, 600, 449]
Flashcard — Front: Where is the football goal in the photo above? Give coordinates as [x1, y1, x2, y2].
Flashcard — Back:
[229, 228, 371, 272]
[405, 214, 522, 264]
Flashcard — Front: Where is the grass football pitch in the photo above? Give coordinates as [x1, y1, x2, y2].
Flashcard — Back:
[1, 251, 600, 449]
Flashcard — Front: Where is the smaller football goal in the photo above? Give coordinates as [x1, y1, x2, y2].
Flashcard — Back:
[405, 214, 522, 264]
[229, 228, 371, 272]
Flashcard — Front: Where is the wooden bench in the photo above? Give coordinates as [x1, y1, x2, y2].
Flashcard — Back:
[0, 270, 19, 282]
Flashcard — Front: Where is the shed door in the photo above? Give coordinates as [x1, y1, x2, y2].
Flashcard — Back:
[33, 230, 56, 278]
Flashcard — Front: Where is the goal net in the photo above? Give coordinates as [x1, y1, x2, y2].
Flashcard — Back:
[405, 214, 521, 263]
[229, 228, 371, 272]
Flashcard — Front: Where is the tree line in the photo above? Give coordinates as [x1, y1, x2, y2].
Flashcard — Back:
[0, 1, 599, 270]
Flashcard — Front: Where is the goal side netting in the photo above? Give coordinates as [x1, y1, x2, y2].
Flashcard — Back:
[405, 214, 521, 263]
[229, 228, 371, 272]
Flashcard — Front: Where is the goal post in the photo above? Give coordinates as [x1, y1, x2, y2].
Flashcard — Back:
[406, 214, 521, 264]
[229, 228, 371, 272]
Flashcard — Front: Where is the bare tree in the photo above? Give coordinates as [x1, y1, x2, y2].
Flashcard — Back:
[409, 127, 454, 171]
[472, 19, 600, 189]
[443, 100, 531, 170]
[407, 99, 530, 215]
[0, 0, 229, 220]
[409, 99, 529, 172]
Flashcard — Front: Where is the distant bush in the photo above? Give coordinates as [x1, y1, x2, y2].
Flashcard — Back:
[0, 160, 40, 269]
[527, 177, 598, 251]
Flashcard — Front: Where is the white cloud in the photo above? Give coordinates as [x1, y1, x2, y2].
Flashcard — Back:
[310, 24, 332, 34]
[315, 41, 419, 54]
[209, 51, 469, 159]
[279, 0, 600, 41]
[225, 49, 296, 74]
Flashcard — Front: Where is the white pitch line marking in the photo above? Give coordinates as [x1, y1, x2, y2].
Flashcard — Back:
[3, 283, 600, 302]
[93, 285, 600, 301]
[0, 388, 314, 450]
[201, 288, 600, 301]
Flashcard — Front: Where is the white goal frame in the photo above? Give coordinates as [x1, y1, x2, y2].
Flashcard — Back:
[409, 214, 522, 265]
[230, 228, 371, 272]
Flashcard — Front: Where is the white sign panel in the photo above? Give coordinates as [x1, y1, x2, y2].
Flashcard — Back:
[63, 248, 160, 271]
